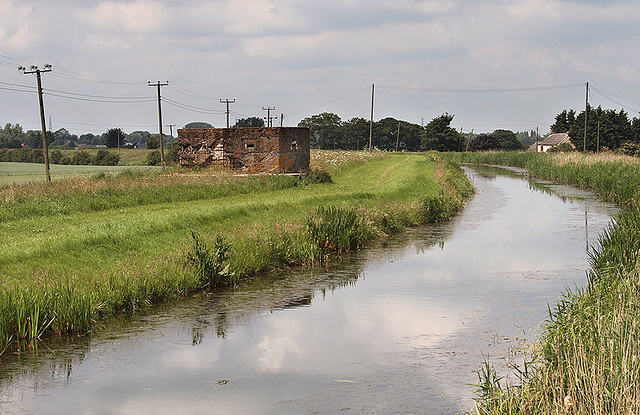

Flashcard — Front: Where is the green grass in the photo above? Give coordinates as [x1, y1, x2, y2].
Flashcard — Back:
[0, 161, 158, 185]
[0, 151, 472, 350]
[447, 152, 640, 415]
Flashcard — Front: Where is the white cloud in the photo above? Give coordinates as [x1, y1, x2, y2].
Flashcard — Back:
[1, 0, 639, 134]
[0, 1, 34, 50]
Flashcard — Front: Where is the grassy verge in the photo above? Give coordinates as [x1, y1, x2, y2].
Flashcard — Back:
[0, 151, 472, 350]
[446, 152, 640, 415]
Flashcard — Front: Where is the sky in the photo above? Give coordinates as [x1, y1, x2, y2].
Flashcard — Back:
[1, 0, 639, 137]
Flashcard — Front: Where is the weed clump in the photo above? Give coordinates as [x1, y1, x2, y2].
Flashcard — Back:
[306, 206, 373, 252]
[187, 232, 234, 288]
[300, 169, 332, 185]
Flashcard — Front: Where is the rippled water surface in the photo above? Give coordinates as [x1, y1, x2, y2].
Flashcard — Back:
[0, 166, 619, 414]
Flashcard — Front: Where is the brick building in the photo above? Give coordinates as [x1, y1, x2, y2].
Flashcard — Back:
[177, 127, 310, 173]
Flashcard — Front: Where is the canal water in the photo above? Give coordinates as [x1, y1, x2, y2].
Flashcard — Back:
[0, 166, 618, 414]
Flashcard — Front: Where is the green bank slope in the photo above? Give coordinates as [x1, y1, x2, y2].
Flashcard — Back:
[0, 151, 472, 350]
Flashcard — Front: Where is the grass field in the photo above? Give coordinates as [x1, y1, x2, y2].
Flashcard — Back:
[0, 150, 473, 350]
[0, 162, 159, 185]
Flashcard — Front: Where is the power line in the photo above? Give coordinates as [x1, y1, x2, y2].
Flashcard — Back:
[163, 97, 226, 114]
[590, 85, 640, 114]
[378, 83, 585, 93]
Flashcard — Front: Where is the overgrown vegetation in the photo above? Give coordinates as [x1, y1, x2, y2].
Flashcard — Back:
[0, 151, 472, 351]
[446, 151, 640, 415]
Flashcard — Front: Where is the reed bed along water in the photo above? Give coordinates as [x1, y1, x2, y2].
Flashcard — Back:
[0, 151, 472, 351]
[447, 151, 640, 415]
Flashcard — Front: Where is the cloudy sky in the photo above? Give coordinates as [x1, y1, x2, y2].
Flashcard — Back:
[1, 0, 639, 136]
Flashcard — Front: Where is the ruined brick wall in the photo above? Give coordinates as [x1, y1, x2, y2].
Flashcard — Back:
[177, 127, 310, 173]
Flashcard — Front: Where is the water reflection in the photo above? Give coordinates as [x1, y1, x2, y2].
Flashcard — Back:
[0, 166, 618, 415]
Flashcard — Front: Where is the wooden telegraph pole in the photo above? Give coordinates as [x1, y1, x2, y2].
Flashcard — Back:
[369, 84, 374, 152]
[583, 82, 589, 152]
[220, 99, 235, 128]
[262, 106, 276, 127]
[19, 64, 52, 183]
[149, 81, 168, 170]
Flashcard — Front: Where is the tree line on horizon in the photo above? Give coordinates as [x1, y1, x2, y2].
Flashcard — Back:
[297, 112, 528, 152]
[2, 107, 639, 155]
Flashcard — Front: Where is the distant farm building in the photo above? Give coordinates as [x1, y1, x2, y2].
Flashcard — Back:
[177, 127, 310, 173]
[527, 132, 574, 152]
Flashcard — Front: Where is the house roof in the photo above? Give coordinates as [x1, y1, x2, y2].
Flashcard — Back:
[525, 132, 572, 152]
[539, 132, 570, 146]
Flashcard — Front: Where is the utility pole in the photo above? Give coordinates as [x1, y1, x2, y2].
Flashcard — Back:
[596, 120, 600, 153]
[369, 84, 374, 151]
[149, 81, 168, 170]
[167, 124, 175, 144]
[280, 113, 284, 127]
[396, 123, 400, 152]
[220, 99, 235, 128]
[583, 81, 589, 152]
[19, 64, 52, 183]
[262, 106, 276, 127]
[536, 126, 539, 152]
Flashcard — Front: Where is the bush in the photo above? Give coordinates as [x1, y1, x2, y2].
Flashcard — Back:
[92, 149, 119, 166]
[50, 150, 63, 164]
[72, 151, 93, 165]
[547, 142, 576, 153]
[145, 151, 161, 166]
[166, 144, 180, 164]
[616, 141, 640, 157]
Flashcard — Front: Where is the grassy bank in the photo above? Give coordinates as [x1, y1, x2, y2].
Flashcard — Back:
[0, 151, 473, 351]
[447, 152, 640, 415]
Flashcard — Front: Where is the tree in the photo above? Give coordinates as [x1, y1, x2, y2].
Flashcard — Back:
[468, 133, 501, 151]
[550, 109, 576, 133]
[515, 130, 537, 148]
[632, 117, 640, 143]
[184, 122, 213, 129]
[104, 128, 125, 148]
[78, 133, 100, 145]
[234, 117, 264, 127]
[396, 121, 423, 152]
[492, 129, 523, 151]
[342, 118, 369, 150]
[0, 123, 25, 148]
[146, 135, 160, 149]
[374, 117, 401, 151]
[24, 130, 42, 148]
[52, 128, 77, 147]
[298, 112, 343, 149]
[569, 106, 634, 152]
[420, 114, 462, 152]
[127, 131, 151, 148]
